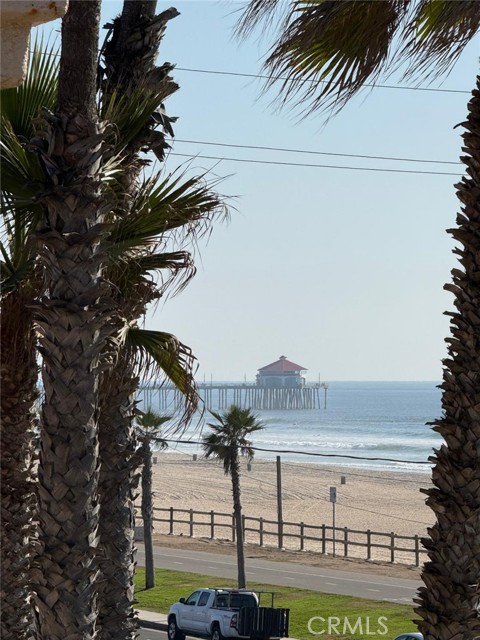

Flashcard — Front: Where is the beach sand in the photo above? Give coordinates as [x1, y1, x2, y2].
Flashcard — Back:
[147, 452, 434, 574]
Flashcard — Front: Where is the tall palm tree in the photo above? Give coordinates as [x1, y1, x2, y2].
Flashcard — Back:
[95, 168, 225, 638]
[202, 406, 264, 588]
[135, 410, 170, 589]
[27, 2, 113, 638]
[237, 3, 480, 638]
[1, 26, 226, 639]
[94, 4, 226, 636]
[0, 42, 59, 640]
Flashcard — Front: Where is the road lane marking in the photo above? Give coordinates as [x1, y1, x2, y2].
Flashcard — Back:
[154, 552, 418, 592]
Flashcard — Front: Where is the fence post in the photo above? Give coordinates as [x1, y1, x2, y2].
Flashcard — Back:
[210, 510, 215, 540]
[169, 506, 174, 535]
[242, 514, 246, 538]
[343, 527, 348, 557]
[414, 535, 420, 567]
[366, 529, 371, 560]
[189, 509, 194, 537]
[259, 518, 264, 547]
[300, 522, 305, 551]
[232, 513, 235, 542]
[321, 524, 326, 554]
[390, 532, 395, 563]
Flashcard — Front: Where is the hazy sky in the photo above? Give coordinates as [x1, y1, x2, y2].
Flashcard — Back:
[37, 2, 480, 382]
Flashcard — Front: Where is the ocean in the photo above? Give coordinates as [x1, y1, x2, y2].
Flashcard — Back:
[144, 381, 443, 474]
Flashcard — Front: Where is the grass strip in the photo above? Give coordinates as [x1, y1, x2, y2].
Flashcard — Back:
[134, 567, 418, 640]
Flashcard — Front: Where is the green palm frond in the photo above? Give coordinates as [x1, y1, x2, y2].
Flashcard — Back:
[402, 0, 480, 82]
[108, 249, 195, 307]
[0, 38, 58, 139]
[0, 39, 58, 219]
[260, 0, 407, 116]
[101, 85, 171, 152]
[123, 327, 199, 424]
[202, 406, 264, 475]
[236, 0, 480, 117]
[136, 409, 171, 446]
[0, 117, 46, 212]
[109, 169, 227, 255]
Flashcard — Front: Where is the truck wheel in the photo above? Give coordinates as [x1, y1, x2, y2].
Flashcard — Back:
[211, 624, 223, 640]
[168, 616, 185, 640]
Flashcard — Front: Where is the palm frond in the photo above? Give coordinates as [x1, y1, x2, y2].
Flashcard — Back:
[123, 327, 199, 425]
[101, 86, 170, 152]
[135, 410, 171, 449]
[0, 117, 46, 212]
[202, 406, 264, 475]
[0, 37, 59, 139]
[262, 0, 407, 117]
[107, 249, 195, 310]
[235, 0, 288, 38]
[401, 0, 480, 83]
[236, 0, 480, 118]
[109, 168, 227, 255]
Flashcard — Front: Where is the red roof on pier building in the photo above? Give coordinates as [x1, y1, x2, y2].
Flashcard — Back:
[258, 356, 307, 373]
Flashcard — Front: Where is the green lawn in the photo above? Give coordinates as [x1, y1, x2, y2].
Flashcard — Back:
[134, 567, 419, 640]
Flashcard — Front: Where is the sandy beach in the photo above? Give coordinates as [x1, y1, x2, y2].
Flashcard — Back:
[147, 452, 434, 568]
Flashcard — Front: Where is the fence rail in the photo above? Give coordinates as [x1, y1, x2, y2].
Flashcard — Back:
[149, 506, 427, 567]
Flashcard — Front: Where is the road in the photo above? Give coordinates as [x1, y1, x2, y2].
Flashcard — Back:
[136, 544, 421, 604]
[139, 628, 168, 640]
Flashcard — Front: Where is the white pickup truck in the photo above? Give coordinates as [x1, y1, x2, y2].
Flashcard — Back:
[167, 588, 289, 640]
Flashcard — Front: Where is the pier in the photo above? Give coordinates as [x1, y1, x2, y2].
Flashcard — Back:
[141, 382, 328, 412]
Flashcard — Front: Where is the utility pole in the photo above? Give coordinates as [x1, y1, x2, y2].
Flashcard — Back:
[276, 456, 283, 549]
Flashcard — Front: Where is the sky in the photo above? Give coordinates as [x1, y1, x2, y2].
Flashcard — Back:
[35, 2, 480, 382]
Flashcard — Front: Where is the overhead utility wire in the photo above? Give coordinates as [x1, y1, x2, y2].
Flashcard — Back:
[164, 439, 429, 465]
[335, 500, 432, 526]
[27, 51, 470, 95]
[170, 153, 461, 177]
[175, 139, 462, 166]
[176, 67, 470, 95]
[279, 460, 428, 485]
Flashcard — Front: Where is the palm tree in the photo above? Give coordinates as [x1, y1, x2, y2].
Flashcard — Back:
[237, 3, 480, 637]
[27, 2, 112, 637]
[135, 410, 170, 589]
[94, 4, 226, 635]
[202, 406, 264, 588]
[1, 24, 226, 638]
[0, 42, 59, 640]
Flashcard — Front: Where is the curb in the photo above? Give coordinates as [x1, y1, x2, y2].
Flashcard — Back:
[138, 618, 169, 632]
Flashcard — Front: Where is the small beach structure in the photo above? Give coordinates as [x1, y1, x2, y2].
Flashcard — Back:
[256, 356, 307, 388]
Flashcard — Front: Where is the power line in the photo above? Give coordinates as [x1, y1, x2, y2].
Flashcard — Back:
[279, 460, 428, 485]
[336, 500, 431, 526]
[164, 439, 430, 465]
[175, 139, 461, 166]
[176, 66, 471, 95]
[170, 152, 461, 176]
[28, 48, 470, 95]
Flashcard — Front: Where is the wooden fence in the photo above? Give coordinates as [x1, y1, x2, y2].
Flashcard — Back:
[149, 506, 426, 567]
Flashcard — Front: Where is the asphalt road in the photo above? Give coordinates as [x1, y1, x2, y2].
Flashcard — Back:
[139, 628, 168, 640]
[136, 544, 420, 605]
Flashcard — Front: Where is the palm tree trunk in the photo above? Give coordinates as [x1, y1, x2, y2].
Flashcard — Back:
[230, 450, 246, 589]
[97, 354, 140, 640]
[30, 3, 108, 639]
[0, 292, 37, 640]
[141, 439, 155, 589]
[415, 76, 480, 640]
